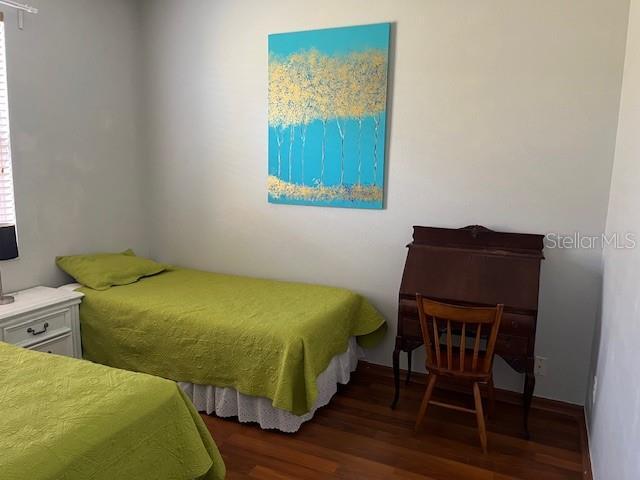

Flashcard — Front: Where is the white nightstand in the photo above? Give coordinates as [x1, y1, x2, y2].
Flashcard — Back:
[0, 286, 84, 358]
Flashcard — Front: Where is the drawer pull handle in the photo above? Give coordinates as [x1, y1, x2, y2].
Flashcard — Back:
[27, 322, 49, 336]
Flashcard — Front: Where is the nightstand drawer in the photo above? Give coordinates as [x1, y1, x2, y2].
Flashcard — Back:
[4, 309, 71, 346]
[28, 333, 74, 357]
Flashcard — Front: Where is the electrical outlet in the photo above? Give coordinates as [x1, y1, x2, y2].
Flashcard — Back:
[534, 356, 548, 377]
[592, 375, 598, 404]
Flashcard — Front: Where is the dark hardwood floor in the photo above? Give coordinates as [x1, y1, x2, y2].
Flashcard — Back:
[201, 363, 591, 480]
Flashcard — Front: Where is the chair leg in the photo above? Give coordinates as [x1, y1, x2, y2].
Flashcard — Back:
[415, 373, 437, 431]
[487, 377, 496, 419]
[473, 382, 488, 453]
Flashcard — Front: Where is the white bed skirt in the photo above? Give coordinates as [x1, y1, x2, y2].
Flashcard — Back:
[179, 337, 363, 433]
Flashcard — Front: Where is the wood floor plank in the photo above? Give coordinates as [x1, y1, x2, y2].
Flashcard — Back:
[226, 433, 338, 475]
[203, 364, 590, 479]
[249, 466, 292, 480]
[221, 419, 436, 480]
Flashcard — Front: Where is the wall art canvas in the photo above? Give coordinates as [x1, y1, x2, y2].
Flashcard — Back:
[268, 23, 390, 209]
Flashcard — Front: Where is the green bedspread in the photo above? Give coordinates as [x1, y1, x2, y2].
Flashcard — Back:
[0, 342, 225, 480]
[80, 268, 386, 416]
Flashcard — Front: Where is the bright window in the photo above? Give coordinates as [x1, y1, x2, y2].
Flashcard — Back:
[0, 16, 16, 228]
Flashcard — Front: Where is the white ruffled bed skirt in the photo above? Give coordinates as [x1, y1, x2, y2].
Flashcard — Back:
[179, 337, 362, 433]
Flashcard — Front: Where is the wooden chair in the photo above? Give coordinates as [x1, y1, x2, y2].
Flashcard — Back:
[414, 295, 504, 453]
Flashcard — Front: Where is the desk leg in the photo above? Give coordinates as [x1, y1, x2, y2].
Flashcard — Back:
[523, 372, 535, 439]
[405, 349, 412, 385]
[391, 339, 401, 409]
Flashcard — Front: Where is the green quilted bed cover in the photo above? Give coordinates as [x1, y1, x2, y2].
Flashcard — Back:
[80, 267, 387, 416]
[0, 342, 225, 480]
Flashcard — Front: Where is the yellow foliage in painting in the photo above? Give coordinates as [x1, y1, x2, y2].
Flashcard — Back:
[268, 49, 387, 127]
[267, 176, 383, 203]
[269, 60, 310, 127]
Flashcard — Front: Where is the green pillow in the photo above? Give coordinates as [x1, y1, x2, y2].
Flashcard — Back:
[56, 250, 166, 290]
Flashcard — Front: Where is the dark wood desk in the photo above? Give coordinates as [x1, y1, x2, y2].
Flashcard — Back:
[391, 225, 544, 438]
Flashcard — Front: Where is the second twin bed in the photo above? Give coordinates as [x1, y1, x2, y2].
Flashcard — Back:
[59, 257, 386, 433]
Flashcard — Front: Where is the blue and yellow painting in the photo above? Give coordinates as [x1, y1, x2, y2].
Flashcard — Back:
[268, 23, 390, 209]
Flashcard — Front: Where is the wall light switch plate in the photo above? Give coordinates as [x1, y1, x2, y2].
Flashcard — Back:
[534, 356, 548, 377]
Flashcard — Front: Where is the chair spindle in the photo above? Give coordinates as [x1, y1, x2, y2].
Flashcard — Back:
[446, 320, 452, 370]
[459, 322, 466, 372]
[432, 317, 441, 368]
[472, 324, 482, 372]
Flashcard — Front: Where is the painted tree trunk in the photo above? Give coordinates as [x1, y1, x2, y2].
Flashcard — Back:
[373, 113, 380, 184]
[357, 118, 363, 185]
[300, 124, 307, 186]
[321, 119, 327, 186]
[336, 118, 346, 185]
[276, 126, 284, 178]
[288, 124, 295, 183]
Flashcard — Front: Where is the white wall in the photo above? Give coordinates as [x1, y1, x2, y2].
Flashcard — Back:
[588, 1, 640, 478]
[3, 0, 147, 292]
[140, 0, 629, 403]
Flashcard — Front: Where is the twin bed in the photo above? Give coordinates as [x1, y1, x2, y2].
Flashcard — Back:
[1, 341, 225, 480]
[3, 251, 385, 478]
[69, 266, 386, 432]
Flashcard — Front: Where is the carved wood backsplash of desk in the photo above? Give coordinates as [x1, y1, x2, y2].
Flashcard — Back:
[392, 225, 544, 438]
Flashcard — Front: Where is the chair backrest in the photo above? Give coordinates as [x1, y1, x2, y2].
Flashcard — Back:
[416, 295, 504, 377]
